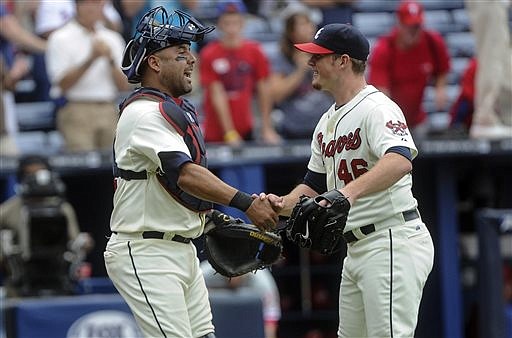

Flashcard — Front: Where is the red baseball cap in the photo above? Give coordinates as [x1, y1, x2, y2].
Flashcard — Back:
[397, 0, 424, 26]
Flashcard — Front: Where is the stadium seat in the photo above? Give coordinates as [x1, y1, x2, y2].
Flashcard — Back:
[15, 101, 56, 132]
[261, 40, 280, 60]
[447, 57, 471, 85]
[424, 10, 463, 34]
[452, 8, 471, 31]
[14, 101, 61, 154]
[354, 0, 400, 13]
[423, 84, 460, 112]
[209, 290, 265, 338]
[353, 12, 395, 38]
[419, 0, 464, 11]
[15, 131, 63, 155]
[445, 31, 475, 57]
[244, 15, 278, 42]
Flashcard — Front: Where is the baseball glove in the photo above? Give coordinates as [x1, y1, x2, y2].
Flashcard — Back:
[204, 210, 283, 278]
[286, 189, 350, 255]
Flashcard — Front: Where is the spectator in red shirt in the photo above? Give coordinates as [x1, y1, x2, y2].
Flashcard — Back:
[449, 57, 477, 134]
[199, 0, 281, 146]
[368, 0, 451, 141]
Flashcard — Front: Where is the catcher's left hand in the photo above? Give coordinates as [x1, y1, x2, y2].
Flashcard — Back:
[204, 210, 283, 278]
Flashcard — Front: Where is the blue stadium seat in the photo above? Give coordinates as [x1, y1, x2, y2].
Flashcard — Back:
[447, 57, 471, 85]
[423, 84, 460, 113]
[261, 40, 280, 60]
[15, 131, 64, 155]
[445, 31, 475, 57]
[208, 289, 265, 338]
[354, 0, 400, 13]
[419, 0, 464, 11]
[452, 8, 471, 31]
[14, 101, 62, 154]
[15, 101, 55, 132]
[353, 12, 395, 38]
[424, 10, 464, 34]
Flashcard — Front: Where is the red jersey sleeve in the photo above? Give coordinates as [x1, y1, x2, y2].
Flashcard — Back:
[368, 36, 393, 90]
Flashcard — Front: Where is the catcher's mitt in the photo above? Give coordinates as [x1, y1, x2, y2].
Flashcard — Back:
[286, 189, 350, 255]
[204, 210, 283, 278]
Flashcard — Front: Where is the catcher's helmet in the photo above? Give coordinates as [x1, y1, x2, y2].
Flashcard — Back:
[121, 7, 215, 83]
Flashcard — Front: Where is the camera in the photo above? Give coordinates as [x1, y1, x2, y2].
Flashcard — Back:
[18, 169, 66, 199]
[3, 170, 73, 297]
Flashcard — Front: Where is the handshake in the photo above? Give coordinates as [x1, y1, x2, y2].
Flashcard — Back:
[250, 189, 350, 255]
[284, 190, 350, 255]
[203, 189, 350, 277]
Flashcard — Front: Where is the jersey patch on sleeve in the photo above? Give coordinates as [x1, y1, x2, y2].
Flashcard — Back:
[385, 120, 409, 136]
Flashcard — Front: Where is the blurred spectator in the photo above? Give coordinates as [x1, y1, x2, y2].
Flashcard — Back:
[268, 7, 334, 140]
[0, 154, 93, 297]
[199, 0, 281, 146]
[0, 3, 47, 156]
[45, 0, 129, 153]
[464, 0, 512, 139]
[31, 0, 122, 102]
[449, 57, 477, 135]
[200, 260, 281, 338]
[10, 1, 39, 32]
[301, 0, 355, 27]
[0, 55, 17, 157]
[0, 2, 47, 78]
[368, 0, 451, 141]
[36, 0, 122, 38]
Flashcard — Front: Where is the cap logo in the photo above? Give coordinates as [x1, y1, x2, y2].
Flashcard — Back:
[407, 3, 420, 15]
[314, 27, 324, 40]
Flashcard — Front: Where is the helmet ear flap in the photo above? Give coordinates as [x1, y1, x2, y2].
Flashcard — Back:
[121, 39, 148, 84]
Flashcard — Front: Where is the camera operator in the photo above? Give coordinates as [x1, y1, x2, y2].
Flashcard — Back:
[0, 155, 93, 297]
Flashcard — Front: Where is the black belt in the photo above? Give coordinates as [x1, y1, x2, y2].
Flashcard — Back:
[113, 166, 147, 181]
[343, 209, 419, 244]
[112, 231, 191, 243]
[142, 231, 191, 243]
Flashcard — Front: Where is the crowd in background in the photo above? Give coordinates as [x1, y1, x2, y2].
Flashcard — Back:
[0, 1, 511, 338]
[1, 0, 510, 158]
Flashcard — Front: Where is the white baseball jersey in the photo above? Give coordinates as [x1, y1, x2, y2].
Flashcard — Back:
[110, 98, 205, 237]
[305, 85, 434, 338]
[105, 96, 214, 337]
[307, 85, 419, 231]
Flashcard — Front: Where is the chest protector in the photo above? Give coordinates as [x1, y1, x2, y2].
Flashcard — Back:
[115, 87, 213, 212]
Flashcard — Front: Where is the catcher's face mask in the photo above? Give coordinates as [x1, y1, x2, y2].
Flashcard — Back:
[121, 6, 215, 83]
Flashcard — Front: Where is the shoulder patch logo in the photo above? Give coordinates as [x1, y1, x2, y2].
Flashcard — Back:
[386, 120, 409, 136]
